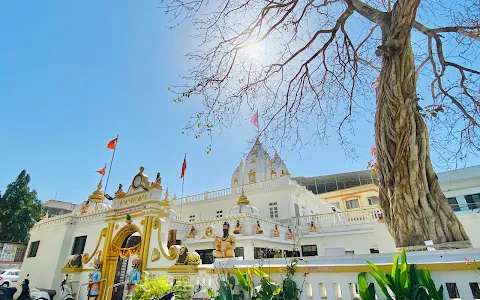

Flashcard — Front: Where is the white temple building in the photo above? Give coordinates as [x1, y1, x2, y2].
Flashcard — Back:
[18, 139, 480, 300]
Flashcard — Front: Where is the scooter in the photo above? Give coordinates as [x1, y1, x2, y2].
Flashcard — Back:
[16, 275, 53, 300]
[56, 275, 74, 300]
[0, 285, 17, 300]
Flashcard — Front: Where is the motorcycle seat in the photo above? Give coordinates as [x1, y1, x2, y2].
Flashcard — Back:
[35, 288, 57, 298]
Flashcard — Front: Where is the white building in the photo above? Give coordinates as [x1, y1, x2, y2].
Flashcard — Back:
[19, 140, 480, 300]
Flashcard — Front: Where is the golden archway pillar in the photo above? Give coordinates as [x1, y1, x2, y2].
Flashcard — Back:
[138, 215, 153, 274]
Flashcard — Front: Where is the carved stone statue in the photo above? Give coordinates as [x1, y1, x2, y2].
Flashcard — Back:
[256, 221, 263, 234]
[273, 225, 280, 237]
[151, 172, 162, 188]
[233, 220, 242, 234]
[115, 184, 127, 198]
[176, 246, 201, 265]
[213, 222, 236, 258]
[309, 221, 317, 232]
[187, 226, 196, 239]
[65, 254, 82, 268]
[287, 227, 295, 240]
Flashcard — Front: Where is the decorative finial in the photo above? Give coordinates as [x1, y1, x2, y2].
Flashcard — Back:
[237, 188, 250, 205]
[274, 151, 279, 158]
[164, 188, 169, 200]
[88, 178, 104, 203]
[240, 158, 244, 166]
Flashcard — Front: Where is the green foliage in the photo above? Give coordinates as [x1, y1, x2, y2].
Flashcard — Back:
[130, 273, 172, 300]
[172, 280, 194, 300]
[0, 170, 43, 243]
[280, 278, 299, 300]
[359, 250, 444, 300]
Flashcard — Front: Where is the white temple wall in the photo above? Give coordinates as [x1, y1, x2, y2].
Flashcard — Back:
[19, 224, 70, 293]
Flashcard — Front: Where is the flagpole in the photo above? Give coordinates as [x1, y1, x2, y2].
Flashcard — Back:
[180, 153, 186, 220]
[104, 134, 119, 193]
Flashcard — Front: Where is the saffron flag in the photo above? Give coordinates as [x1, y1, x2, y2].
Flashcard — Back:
[107, 137, 118, 150]
[96, 164, 106, 176]
[246, 111, 259, 128]
[180, 155, 187, 179]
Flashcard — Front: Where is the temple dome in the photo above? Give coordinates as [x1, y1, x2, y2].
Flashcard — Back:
[229, 189, 259, 215]
[231, 139, 290, 186]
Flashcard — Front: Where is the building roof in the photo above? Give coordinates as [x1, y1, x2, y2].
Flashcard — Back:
[293, 170, 379, 194]
[44, 199, 77, 211]
[437, 165, 480, 184]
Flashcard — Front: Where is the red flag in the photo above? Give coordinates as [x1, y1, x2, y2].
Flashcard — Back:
[96, 164, 106, 176]
[107, 137, 118, 150]
[246, 111, 259, 128]
[180, 155, 187, 179]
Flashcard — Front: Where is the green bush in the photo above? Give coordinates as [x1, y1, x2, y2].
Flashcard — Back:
[129, 273, 172, 300]
[173, 279, 194, 300]
[358, 250, 443, 300]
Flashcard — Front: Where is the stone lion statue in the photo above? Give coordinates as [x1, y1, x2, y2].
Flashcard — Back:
[176, 246, 201, 265]
[65, 254, 82, 268]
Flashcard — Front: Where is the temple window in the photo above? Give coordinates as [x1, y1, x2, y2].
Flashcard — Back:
[301, 245, 318, 257]
[27, 241, 40, 258]
[269, 202, 278, 218]
[189, 215, 196, 222]
[345, 199, 360, 209]
[367, 196, 380, 206]
[233, 178, 238, 185]
[216, 211, 223, 218]
[71, 235, 87, 255]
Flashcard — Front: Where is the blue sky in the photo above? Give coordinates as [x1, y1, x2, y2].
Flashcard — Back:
[0, 1, 478, 204]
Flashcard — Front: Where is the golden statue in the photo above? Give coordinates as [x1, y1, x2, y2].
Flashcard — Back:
[115, 184, 127, 198]
[177, 246, 201, 265]
[256, 221, 263, 234]
[309, 221, 317, 232]
[80, 201, 90, 214]
[233, 220, 242, 234]
[187, 226, 196, 239]
[273, 225, 280, 237]
[213, 222, 236, 258]
[151, 172, 162, 188]
[287, 227, 295, 240]
[40, 211, 49, 220]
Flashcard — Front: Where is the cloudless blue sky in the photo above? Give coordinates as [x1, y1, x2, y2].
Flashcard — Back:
[0, 1, 478, 204]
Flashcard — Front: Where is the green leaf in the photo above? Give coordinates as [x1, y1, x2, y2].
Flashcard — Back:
[358, 273, 376, 300]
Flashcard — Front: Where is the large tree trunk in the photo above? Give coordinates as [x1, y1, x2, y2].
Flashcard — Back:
[374, 0, 469, 247]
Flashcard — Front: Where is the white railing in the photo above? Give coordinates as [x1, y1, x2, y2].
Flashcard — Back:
[173, 177, 289, 205]
[279, 208, 384, 227]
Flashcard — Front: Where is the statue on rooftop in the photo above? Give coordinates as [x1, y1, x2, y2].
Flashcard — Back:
[287, 227, 295, 240]
[151, 172, 162, 188]
[177, 246, 201, 265]
[233, 220, 242, 234]
[273, 225, 280, 237]
[309, 221, 317, 232]
[213, 222, 236, 258]
[80, 201, 90, 214]
[256, 221, 263, 234]
[187, 226, 196, 239]
[115, 184, 127, 198]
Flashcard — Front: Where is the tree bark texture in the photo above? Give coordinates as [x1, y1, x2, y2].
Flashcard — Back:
[374, 0, 469, 247]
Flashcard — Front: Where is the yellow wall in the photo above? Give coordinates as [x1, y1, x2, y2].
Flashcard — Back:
[318, 184, 380, 211]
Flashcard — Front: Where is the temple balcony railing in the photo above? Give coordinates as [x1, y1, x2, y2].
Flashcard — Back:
[277, 207, 384, 227]
[172, 176, 318, 206]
